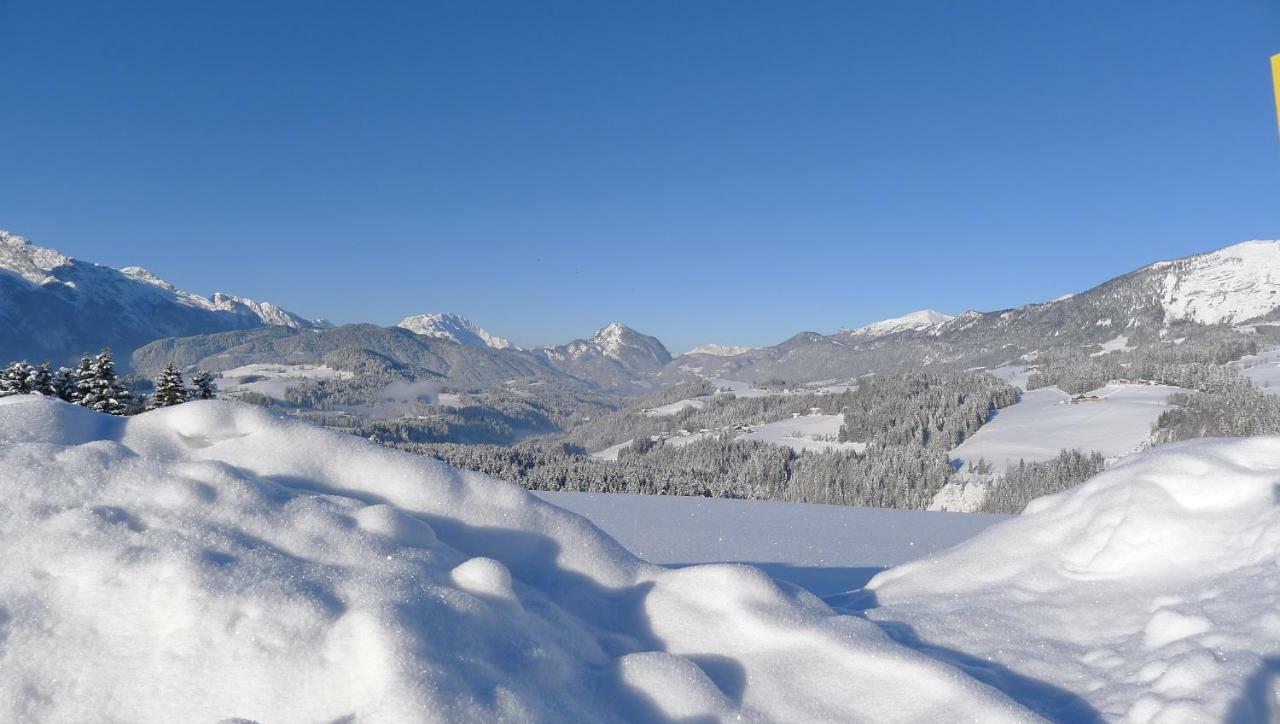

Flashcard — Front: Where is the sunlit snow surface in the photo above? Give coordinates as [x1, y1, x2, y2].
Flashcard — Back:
[0, 396, 1028, 723]
[868, 436, 1280, 721]
[951, 384, 1181, 470]
[537, 491, 1005, 597]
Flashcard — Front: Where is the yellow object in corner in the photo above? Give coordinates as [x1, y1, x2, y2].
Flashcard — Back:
[1273, 54, 1280, 136]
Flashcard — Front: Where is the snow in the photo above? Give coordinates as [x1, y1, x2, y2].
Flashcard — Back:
[708, 377, 774, 398]
[0, 396, 1029, 722]
[865, 436, 1280, 721]
[737, 413, 865, 454]
[844, 309, 954, 337]
[1160, 239, 1280, 325]
[643, 398, 707, 416]
[1237, 345, 1280, 394]
[986, 364, 1032, 390]
[1090, 335, 1130, 356]
[397, 313, 514, 350]
[535, 491, 1007, 598]
[684, 344, 754, 356]
[590, 438, 633, 461]
[950, 384, 1181, 470]
[216, 363, 353, 400]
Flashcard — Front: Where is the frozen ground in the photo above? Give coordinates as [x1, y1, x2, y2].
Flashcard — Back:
[0, 396, 1030, 723]
[865, 436, 1280, 722]
[951, 384, 1181, 470]
[216, 363, 352, 400]
[737, 413, 865, 454]
[536, 492, 1005, 597]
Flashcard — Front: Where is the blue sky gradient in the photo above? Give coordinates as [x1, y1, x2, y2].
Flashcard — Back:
[2, 1, 1278, 352]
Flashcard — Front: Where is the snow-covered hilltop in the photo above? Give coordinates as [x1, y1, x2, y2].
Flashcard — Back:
[843, 309, 954, 338]
[397, 312, 514, 349]
[0, 395, 1029, 722]
[1156, 239, 1280, 325]
[0, 230, 320, 365]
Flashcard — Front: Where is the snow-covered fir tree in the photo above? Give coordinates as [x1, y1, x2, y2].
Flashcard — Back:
[148, 363, 188, 409]
[50, 367, 77, 402]
[75, 349, 130, 415]
[190, 370, 217, 400]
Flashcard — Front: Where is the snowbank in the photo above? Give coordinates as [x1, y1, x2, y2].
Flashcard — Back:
[867, 436, 1280, 721]
[0, 396, 1027, 723]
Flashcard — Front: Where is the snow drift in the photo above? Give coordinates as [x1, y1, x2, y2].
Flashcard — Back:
[867, 436, 1280, 722]
[0, 396, 1026, 723]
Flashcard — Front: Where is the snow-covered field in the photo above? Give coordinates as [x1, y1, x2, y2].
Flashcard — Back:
[951, 384, 1181, 470]
[1238, 346, 1280, 394]
[536, 492, 1005, 597]
[216, 363, 352, 400]
[737, 413, 865, 454]
[0, 396, 1030, 722]
[642, 397, 707, 416]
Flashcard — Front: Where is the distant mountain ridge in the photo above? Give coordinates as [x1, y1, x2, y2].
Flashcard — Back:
[398, 313, 514, 350]
[0, 230, 322, 366]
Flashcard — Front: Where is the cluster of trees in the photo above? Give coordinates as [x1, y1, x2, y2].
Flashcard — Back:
[399, 371, 1019, 510]
[0, 349, 214, 415]
[980, 450, 1107, 514]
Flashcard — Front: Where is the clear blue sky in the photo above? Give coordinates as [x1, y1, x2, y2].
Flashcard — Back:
[2, 1, 1278, 352]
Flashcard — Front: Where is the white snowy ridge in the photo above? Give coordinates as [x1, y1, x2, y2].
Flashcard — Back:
[0, 396, 1027, 722]
[685, 343, 755, 357]
[397, 312, 514, 350]
[844, 309, 954, 337]
[0, 230, 317, 329]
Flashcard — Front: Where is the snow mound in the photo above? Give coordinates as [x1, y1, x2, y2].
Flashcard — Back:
[868, 436, 1280, 721]
[0, 396, 1027, 723]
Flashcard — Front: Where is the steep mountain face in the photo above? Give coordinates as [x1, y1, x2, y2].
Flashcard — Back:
[0, 230, 320, 366]
[538, 323, 672, 389]
[842, 309, 954, 338]
[397, 313, 514, 350]
[665, 240, 1280, 384]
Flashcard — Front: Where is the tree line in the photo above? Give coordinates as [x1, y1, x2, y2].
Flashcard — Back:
[0, 349, 215, 415]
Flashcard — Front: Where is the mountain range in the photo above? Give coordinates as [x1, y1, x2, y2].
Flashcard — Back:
[0, 230, 325, 365]
[5, 228, 1280, 393]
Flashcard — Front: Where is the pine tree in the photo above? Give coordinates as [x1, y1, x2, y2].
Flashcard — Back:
[51, 366, 77, 402]
[0, 362, 22, 396]
[27, 363, 54, 396]
[69, 354, 93, 404]
[76, 348, 130, 415]
[190, 369, 217, 400]
[148, 363, 188, 409]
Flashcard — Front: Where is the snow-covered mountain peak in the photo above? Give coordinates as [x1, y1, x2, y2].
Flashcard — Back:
[397, 313, 514, 349]
[1156, 240, 1280, 325]
[845, 309, 954, 337]
[686, 343, 755, 357]
[0, 230, 73, 285]
[591, 322, 632, 357]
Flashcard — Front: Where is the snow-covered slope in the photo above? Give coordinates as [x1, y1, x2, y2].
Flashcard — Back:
[1158, 240, 1280, 325]
[0, 230, 319, 365]
[867, 436, 1280, 721]
[397, 312, 514, 350]
[685, 343, 755, 356]
[844, 309, 954, 337]
[0, 396, 1030, 722]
